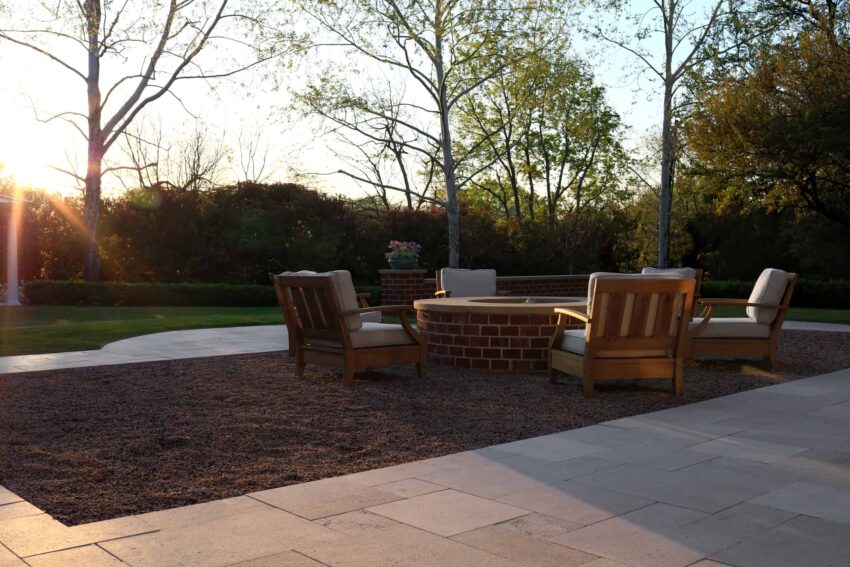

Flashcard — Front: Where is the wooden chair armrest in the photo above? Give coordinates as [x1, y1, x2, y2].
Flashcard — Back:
[342, 305, 414, 316]
[356, 292, 372, 308]
[435, 290, 450, 298]
[698, 298, 783, 309]
[554, 308, 589, 323]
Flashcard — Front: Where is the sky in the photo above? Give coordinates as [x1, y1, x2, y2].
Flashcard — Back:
[0, 0, 708, 200]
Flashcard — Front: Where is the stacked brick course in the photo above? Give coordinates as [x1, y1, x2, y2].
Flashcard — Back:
[380, 270, 590, 305]
[416, 310, 583, 372]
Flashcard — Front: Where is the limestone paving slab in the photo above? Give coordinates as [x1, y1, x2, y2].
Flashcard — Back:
[314, 509, 400, 536]
[496, 512, 584, 541]
[0, 489, 20, 507]
[226, 550, 326, 566]
[24, 545, 127, 567]
[711, 515, 850, 567]
[689, 436, 808, 463]
[100, 507, 340, 567]
[249, 477, 401, 520]
[0, 503, 41, 522]
[451, 524, 598, 567]
[366, 489, 529, 537]
[550, 503, 709, 567]
[749, 482, 850, 524]
[0, 543, 24, 567]
[294, 523, 525, 567]
[373, 478, 446, 498]
[496, 480, 654, 526]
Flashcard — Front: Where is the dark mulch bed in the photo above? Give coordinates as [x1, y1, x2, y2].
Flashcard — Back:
[1, 330, 849, 526]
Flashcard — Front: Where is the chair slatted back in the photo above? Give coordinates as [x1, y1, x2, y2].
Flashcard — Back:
[273, 275, 347, 343]
[588, 278, 696, 356]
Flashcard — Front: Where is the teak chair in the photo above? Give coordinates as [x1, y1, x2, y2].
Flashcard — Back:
[549, 278, 696, 396]
[274, 271, 381, 358]
[689, 269, 797, 370]
[273, 271, 426, 384]
[642, 267, 703, 301]
[435, 268, 509, 298]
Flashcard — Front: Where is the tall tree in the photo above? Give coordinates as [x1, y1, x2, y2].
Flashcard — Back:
[686, 2, 850, 228]
[297, 0, 541, 267]
[458, 41, 627, 227]
[0, 0, 283, 280]
[593, 0, 741, 267]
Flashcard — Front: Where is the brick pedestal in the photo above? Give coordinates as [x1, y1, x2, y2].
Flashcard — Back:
[379, 269, 434, 305]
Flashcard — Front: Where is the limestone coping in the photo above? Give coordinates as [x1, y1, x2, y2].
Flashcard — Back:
[414, 296, 586, 314]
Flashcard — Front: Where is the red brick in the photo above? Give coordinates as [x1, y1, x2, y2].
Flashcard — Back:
[464, 347, 482, 358]
[471, 359, 490, 370]
[469, 337, 489, 347]
[483, 348, 501, 358]
[481, 326, 500, 336]
[500, 326, 519, 337]
[490, 359, 510, 370]
[519, 326, 539, 337]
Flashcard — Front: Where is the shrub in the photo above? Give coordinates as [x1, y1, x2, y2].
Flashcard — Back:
[23, 280, 383, 307]
[702, 279, 850, 309]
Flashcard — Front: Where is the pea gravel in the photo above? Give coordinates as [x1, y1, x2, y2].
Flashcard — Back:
[1, 330, 848, 525]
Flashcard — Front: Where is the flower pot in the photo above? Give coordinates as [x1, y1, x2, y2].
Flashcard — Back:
[388, 256, 418, 270]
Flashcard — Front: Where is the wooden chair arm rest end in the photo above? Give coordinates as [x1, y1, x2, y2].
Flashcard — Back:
[554, 308, 589, 323]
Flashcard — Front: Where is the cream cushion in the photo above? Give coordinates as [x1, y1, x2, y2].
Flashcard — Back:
[359, 311, 383, 324]
[747, 268, 791, 324]
[558, 328, 668, 358]
[642, 267, 697, 279]
[587, 271, 689, 311]
[689, 317, 771, 339]
[279, 270, 363, 331]
[440, 268, 497, 297]
[308, 322, 414, 349]
[559, 329, 587, 355]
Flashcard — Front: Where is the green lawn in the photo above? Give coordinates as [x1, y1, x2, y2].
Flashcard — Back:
[0, 306, 282, 357]
[1, 304, 848, 358]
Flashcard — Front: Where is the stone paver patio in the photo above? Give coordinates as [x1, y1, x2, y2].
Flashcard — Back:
[1, 363, 849, 566]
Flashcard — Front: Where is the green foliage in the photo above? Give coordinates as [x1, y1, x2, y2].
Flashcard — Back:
[702, 279, 850, 309]
[24, 281, 277, 307]
[686, 17, 850, 228]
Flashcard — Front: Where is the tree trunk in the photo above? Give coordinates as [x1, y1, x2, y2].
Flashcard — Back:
[83, 157, 103, 281]
[658, 82, 674, 269]
[83, 0, 103, 281]
[434, 37, 460, 268]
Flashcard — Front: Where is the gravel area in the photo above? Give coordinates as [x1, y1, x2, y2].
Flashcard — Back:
[1, 330, 849, 526]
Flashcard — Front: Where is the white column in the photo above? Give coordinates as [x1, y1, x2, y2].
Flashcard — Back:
[5, 194, 21, 306]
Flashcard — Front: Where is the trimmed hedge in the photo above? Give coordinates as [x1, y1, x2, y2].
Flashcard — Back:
[23, 280, 382, 307]
[701, 279, 850, 309]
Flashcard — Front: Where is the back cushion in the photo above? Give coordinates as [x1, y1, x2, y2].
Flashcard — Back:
[279, 270, 362, 331]
[440, 268, 497, 297]
[747, 269, 791, 324]
[641, 267, 697, 279]
[588, 272, 690, 312]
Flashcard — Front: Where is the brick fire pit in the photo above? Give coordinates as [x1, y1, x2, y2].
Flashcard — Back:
[414, 296, 585, 372]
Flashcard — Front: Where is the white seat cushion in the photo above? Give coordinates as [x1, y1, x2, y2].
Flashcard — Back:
[279, 269, 363, 331]
[747, 269, 791, 324]
[642, 267, 697, 279]
[557, 328, 668, 358]
[689, 317, 771, 339]
[559, 329, 587, 355]
[587, 271, 689, 311]
[359, 311, 383, 324]
[308, 322, 414, 349]
[440, 268, 497, 297]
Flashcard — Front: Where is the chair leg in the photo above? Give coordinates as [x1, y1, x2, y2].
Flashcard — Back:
[416, 362, 426, 379]
[343, 356, 355, 384]
[295, 357, 305, 377]
[673, 360, 684, 396]
[767, 343, 778, 371]
[583, 377, 595, 397]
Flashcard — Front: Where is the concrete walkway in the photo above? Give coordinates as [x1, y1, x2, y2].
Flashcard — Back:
[1, 368, 849, 566]
[2, 320, 847, 375]
[0, 325, 288, 374]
